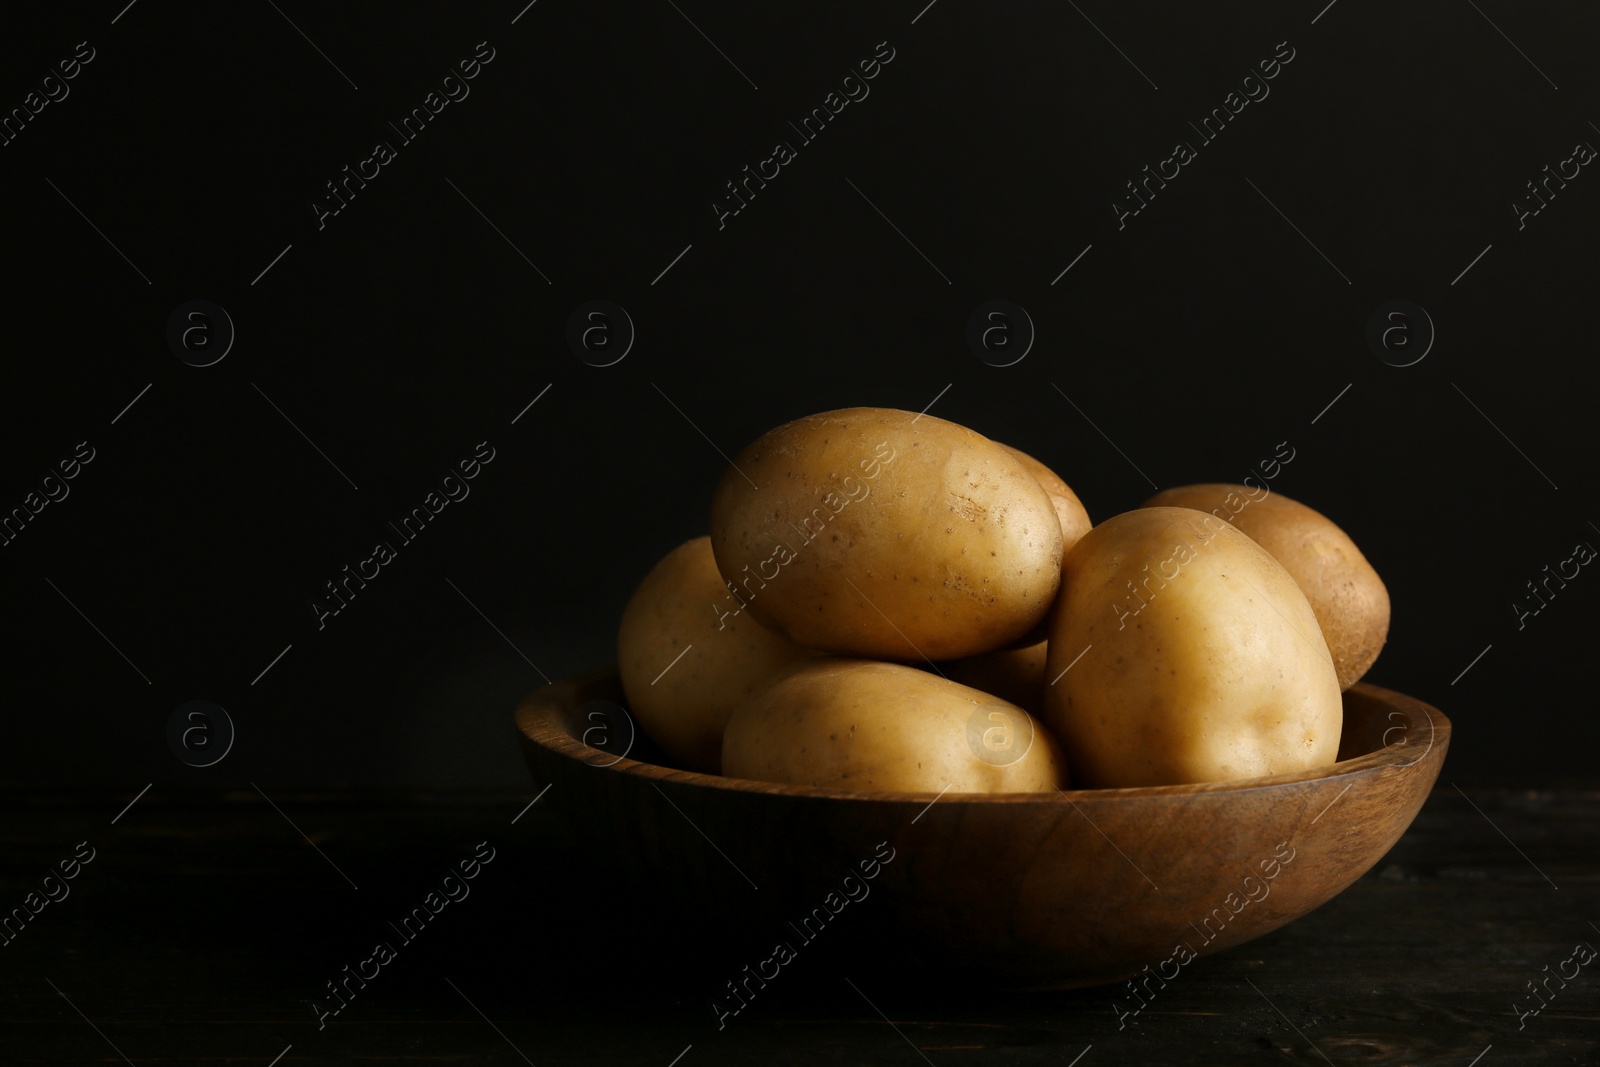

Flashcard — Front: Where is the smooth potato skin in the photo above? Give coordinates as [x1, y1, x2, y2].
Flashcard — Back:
[617, 537, 814, 772]
[1001, 445, 1093, 554]
[722, 659, 1067, 792]
[710, 408, 1063, 661]
[1043, 507, 1342, 788]
[1145, 485, 1389, 689]
[942, 639, 1048, 715]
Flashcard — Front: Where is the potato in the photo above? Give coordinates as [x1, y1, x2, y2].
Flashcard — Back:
[710, 408, 1063, 661]
[722, 659, 1067, 792]
[942, 639, 1049, 714]
[618, 537, 815, 772]
[1000, 445, 1093, 553]
[1144, 484, 1389, 689]
[1042, 507, 1342, 787]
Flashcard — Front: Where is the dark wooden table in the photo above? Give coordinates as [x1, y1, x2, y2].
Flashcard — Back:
[2, 786, 1594, 1065]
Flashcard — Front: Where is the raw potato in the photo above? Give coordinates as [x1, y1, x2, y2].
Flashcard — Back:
[723, 659, 1068, 792]
[1043, 507, 1342, 787]
[617, 537, 815, 772]
[1001, 445, 1093, 554]
[1144, 484, 1389, 689]
[942, 639, 1049, 715]
[710, 408, 1063, 661]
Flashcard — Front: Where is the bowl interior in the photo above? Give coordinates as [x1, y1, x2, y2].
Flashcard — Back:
[518, 672, 1444, 801]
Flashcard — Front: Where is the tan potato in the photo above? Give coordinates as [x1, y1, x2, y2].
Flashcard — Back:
[1000, 445, 1093, 553]
[709, 407, 1063, 661]
[1144, 484, 1389, 689]
[1043, 507, 1342, 787]
[617, 537, 815, 772]
[941, 639, 1049, 715]
[722, 659, 1067, 792]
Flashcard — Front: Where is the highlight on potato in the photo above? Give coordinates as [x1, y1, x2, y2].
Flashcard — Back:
[1042, 506, 1343, 788]
[721, 659, 1066, 792]
[604, 405, 1391, 794]
[709, 407, 1064, 662]
[1143, 483, 1390, 690]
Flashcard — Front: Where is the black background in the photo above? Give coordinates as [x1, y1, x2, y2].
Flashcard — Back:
[2, 0, 1596, 791]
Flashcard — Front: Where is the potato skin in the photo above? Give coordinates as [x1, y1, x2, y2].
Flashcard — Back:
[722, 659, 1067, 792]
[942, 639, 1049, 715]
[1043, 507, 1342, 788]
[1000, 445, 1093, 554]
[617, 537, 815, 772]
[710, 408, 1063, 661]
[1144, 484, 1389, 689]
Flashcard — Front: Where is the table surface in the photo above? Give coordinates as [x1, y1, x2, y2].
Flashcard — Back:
[1, 786, 1594, 1066]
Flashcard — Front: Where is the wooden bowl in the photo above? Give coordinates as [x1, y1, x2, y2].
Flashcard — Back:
[515, 674, 1448, 988]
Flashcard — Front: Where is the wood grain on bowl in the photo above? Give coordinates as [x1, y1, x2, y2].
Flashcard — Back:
[515, 674, 1448, 989]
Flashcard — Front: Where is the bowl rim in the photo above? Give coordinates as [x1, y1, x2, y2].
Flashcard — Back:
[515, 672, 1450, 804]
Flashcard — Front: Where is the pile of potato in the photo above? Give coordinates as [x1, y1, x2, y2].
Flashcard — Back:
[616, 407, 1389, 792]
